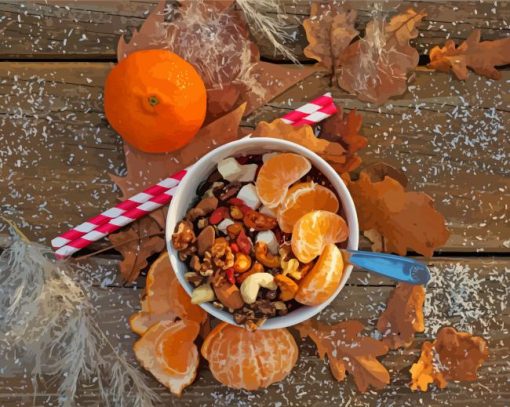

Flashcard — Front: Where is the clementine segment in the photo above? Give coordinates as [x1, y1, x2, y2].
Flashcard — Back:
[129, 252, 206, 336]
[278, 182, 340, 233]
[256, 153, 311, 208]
[134, 320, 200, 396]
[291, 210, 349, 263]
[295, 243, 345, 306]
[201, 323, 298, 390]
[104, 49, 207, 153]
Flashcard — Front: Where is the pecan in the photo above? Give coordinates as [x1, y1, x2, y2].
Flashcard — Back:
[217, 182, 242, 201]
[178, 245, 196, 261]
[172, 220, 195, 250]
[250, 299, 276, 317]
[243, 209, 277, 231]
[211, 237, 235, 269]
[197, 225, 216, 255]
[233, 307, 255, 325]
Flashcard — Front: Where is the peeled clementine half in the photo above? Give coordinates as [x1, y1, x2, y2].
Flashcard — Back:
[129, 252, 206, 336]
[256, 153, 311, 208]
[104, 49, 207, 153]
[278, 182, 340, 233]
[295, 243, 345, 306]
[201, 323, 298, 390]
[291, 210, 349, 263]
[134, 320, 200, 396]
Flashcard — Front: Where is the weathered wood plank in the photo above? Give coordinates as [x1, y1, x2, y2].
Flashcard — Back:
[0, 1, 508, 61]
[0, 257, 508, 406]
[0, 62, 508, 252]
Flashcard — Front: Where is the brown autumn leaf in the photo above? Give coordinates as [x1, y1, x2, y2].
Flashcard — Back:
[344, 170, 449, 256]
[428, 29, 510, 80]
[377, 283, 425, 349]
[109, 214, 166, 282]
[297, 320, 390, 393]
[338, 8, 427, 104]
[320, 108, 367, 172]
[252, 118, 350, 170]
[303, 0, 358, 77]
[111, 103, 246, 199]
[410, 326, 489, 391]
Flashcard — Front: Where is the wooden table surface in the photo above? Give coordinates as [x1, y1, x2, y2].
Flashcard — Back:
[0, 1, 508, 406]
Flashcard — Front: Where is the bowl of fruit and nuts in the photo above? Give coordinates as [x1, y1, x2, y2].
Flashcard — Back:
[167, 138, 359, 330]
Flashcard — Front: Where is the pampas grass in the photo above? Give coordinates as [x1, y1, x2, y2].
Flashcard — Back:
[0, 221, 159, 406]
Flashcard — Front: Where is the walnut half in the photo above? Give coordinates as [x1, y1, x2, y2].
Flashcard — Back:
[172, 220, 195, 251]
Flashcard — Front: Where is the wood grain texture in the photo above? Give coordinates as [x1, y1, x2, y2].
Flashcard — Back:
[0, 63, 508, 252]
[0, 257, 507, 406]
[0, 1, 508, 60]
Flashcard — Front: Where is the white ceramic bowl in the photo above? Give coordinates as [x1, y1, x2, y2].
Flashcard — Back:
[166, 137, 359, 329]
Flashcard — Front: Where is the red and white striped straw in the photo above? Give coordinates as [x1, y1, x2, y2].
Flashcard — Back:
[54, 93, 336, 258]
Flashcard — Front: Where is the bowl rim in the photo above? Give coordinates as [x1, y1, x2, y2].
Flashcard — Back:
[166, 137, 359, 329]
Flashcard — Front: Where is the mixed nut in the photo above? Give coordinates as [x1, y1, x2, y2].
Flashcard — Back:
[172, 152, 346, 330]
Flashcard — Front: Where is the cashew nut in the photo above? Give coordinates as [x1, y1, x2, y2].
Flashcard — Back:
[240, 272, 277, 304]
[191, 283, 215, 304]
[255, 241, 281, 268]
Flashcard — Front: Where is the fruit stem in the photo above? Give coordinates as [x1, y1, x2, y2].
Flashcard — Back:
[148, 95, 159, 106]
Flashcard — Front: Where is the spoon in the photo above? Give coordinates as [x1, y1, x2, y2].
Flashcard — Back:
[342, 250, 431, 285]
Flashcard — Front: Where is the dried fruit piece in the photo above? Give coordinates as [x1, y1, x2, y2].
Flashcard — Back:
[254, 241, 281, 268]
[278, 182, 340, 233]
[291, 210, 349, 263]
[129, 252, 206, 336]
[236, 230, 252, 255]
[295, 243, 344, 306]
[297, 319, 390, 393]
[255, 153, 311, 208]
[344, 171, 449, 257]
[377, 283, 425, 349]
[428, 29, 510, 80]
[233, 252, 252, 273]
[209, 207, 229, 225]
[134, 320, 200, 396]
[274, 274, 299, 301]
[201, 322, 298, 390]
[410, 327, 489, 391]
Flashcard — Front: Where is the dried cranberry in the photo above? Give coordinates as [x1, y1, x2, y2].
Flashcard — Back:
[225, 268, 236, 285]
[236, 230, 252, 255]
[209, 207, 229, 225]
[228, 198, 245, 206]
[230, 242, 240, 253]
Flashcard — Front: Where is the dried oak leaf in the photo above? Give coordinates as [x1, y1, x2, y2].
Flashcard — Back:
[252, 119, 350, 171]
[338, 9, 427, 104]
[344, 171, 449, 256]
[377, 283, 425, 349]
[109, 215, 165, 283]
[410, 326, 489, 391]
[320, 108, 367, 172]
[428, 29, 510, 80]
[303, 1, 358, 75]
[298, 320, 390, 392]
[111, 103, 246, 199]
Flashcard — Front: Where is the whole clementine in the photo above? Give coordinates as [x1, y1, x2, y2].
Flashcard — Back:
[104, 49, 207, 153]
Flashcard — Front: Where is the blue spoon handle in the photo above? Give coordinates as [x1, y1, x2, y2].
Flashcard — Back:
[344, 250, 431, 285]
